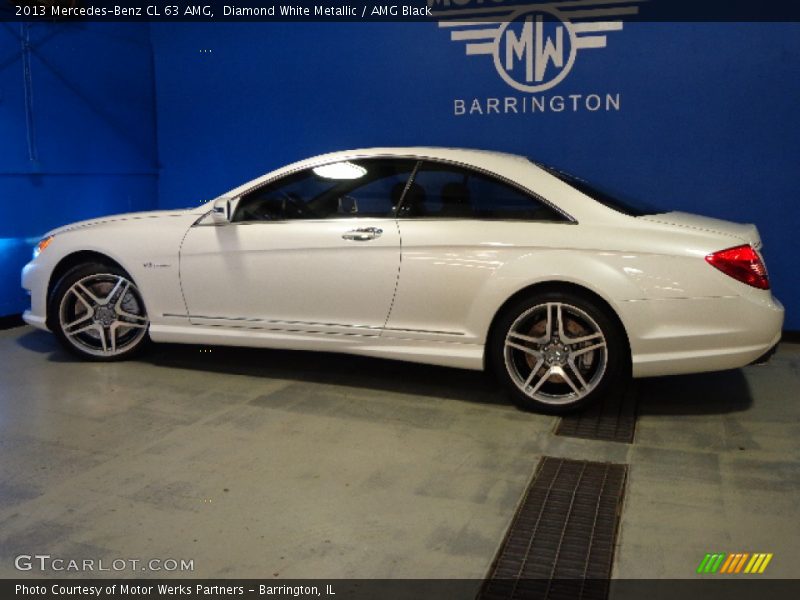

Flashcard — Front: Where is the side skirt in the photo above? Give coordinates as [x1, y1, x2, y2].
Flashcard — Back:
[148, 323, 485, 371]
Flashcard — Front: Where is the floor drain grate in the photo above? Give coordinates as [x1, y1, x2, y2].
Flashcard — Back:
[555, 383, 638, 444]
[480, 457, 628, 600]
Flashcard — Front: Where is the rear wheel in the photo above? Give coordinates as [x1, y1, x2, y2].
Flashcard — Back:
[489, 290, 629, 414]
[50, 263, 150, 361]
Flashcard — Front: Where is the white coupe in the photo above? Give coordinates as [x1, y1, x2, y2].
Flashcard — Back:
[21, 148, 784, 412]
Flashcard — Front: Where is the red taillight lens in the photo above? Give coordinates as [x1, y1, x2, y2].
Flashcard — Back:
[705, 244, 770, 290]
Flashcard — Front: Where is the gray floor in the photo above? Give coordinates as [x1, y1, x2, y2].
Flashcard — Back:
[0, 326, 798, 580]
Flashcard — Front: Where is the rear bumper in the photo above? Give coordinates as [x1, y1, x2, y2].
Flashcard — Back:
[626, 293, 784, 377]
[749, 340, 780, 365]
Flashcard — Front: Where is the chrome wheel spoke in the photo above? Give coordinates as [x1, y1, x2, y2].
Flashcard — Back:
[64, 313, 93, 333]
[508, 330, 546, 345]
[71, 283, 99, 310]
[572, 342, 606, 358]
[68, 322, 100, 337]
[505, 339, 542, 358]
[97, 327, 110, 352]
[104, 277, 128, 305]
[566, 331, 603, 345]
[522, 358, 545, 387]
[109, 321, 125, 353]
[567, 359, 589, 390]
[544, 303, 555, 339]
[117, 320, 147, 330]
[525, 363, 551, 395]
[552, 365, 581, 395]
[555, 303, 566, 339]
[116, 307, 148, 323]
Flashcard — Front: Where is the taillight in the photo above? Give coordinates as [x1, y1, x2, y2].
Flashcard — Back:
[705, 245, 770, 290]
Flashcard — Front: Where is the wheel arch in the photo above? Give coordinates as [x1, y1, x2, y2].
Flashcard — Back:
[45, 250, 128, 330]
[483, 280, 632, 370]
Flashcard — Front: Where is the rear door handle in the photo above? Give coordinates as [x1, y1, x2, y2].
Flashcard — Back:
[342, 227, 383, 241]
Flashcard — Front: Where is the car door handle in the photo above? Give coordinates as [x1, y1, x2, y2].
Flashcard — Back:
[342, 227, 383, 241]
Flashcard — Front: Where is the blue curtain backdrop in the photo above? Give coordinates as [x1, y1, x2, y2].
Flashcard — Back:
[151, 21, 800, 330]
[1, 18, 798, 329]
[0, 22, 158, 315]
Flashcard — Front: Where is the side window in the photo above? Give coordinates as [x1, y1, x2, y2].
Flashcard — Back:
[234, 159, 416, 222]
[403, 162, 566, 221]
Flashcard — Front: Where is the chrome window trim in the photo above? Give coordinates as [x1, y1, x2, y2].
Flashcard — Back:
[400, 157, 577, 224]
[195, 215, 576, 227]
[194, 216, 400, 227]
[201, 153, 578, 226]
[229, 155, 419, 224]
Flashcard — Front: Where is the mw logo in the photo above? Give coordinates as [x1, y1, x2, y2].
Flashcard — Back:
[497, 9, 574, 92]
[437, 1, 645, 93]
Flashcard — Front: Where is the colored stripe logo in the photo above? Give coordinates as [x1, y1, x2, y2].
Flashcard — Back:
[697, 552, 773, 574]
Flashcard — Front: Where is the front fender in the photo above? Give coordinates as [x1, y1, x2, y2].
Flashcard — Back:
[34, 214, 197, 327]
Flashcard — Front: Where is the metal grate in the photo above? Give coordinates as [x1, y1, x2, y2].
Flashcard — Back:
[480, 457, 628, 600]
[555, 384, 638, 444]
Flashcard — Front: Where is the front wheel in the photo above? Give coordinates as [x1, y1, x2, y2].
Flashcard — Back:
[50, 263, 150, 361]
[489, 291, 629, 414]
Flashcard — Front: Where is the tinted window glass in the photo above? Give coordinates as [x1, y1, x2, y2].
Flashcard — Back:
[536, 161, 662, 217]
[234, 159, 416, 222]
[402, 162, 565, 221]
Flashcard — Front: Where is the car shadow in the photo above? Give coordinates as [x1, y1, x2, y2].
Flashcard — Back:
[150, 342, 513, 407]
[636, 370, 754, 415]
[15, 328, 755, 414]
[15, 328, 509, 407]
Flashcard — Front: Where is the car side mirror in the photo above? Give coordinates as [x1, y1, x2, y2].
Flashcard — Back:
[212, 198, 232, 224]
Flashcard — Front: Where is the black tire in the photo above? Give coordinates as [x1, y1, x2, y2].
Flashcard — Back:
[488, 290, 630, 414]
[49, 262, 150, 361]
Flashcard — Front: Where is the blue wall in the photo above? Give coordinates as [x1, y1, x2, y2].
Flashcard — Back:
[151, 21, 800, 329]
[0, 22, 158, 315]
[2, 18, 799, 330]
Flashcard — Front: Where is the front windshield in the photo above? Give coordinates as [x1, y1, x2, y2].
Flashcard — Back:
[534, 161, 663, 217]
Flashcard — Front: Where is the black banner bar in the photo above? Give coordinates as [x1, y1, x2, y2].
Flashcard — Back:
[3, 0, 800, 23]
[5, 580, 800, 600]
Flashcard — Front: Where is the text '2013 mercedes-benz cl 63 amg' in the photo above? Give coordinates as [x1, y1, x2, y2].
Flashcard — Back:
[22, 148, 784, 413]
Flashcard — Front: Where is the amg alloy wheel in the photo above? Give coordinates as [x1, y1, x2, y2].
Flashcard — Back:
[490, 291, 629, 413]
[51, 264, 149, 360]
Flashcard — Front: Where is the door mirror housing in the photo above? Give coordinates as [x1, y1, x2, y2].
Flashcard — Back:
[212, 198, 232, 223]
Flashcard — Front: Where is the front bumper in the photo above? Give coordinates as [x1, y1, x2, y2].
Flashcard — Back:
[22, 310, 49, 331]
[21, 260, 50, 331]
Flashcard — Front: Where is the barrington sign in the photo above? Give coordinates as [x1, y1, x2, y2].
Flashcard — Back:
[431, 0, 644, 116]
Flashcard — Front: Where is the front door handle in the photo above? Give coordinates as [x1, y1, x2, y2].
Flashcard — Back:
[342, 227, 383, 241]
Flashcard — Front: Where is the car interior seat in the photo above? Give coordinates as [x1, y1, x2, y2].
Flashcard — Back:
[439, 182, 472, 217]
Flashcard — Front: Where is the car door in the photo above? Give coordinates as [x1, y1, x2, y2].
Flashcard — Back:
[386, 160, 571, 343]
[179, 158, 415, 335]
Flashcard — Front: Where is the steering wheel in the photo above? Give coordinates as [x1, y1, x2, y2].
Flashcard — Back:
[277, 192, 314, 219]
[246, 192, 312, 221]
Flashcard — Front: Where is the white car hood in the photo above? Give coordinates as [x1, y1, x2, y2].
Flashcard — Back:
[640, 211, 761, 248]
[45, 207, 207, 237]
